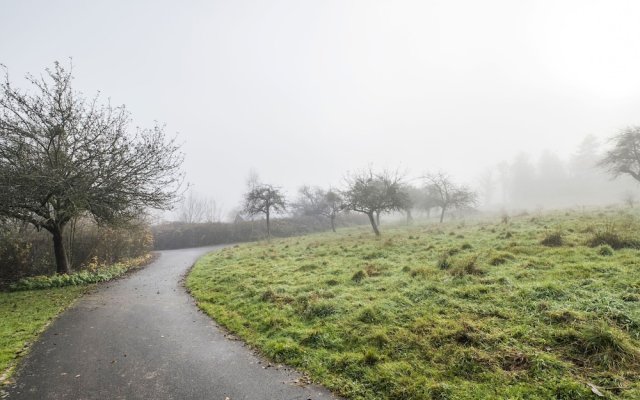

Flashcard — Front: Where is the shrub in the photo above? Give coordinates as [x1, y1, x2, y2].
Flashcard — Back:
[437, 254, 451, 270]
[460, 242, 473, 250]
[351, 270, 367, 283]
[587, 229, 640, 250]
[541, 231, 563, 247]
[0, 218, 152, 284]
[597, 244, 614, 256]
[8, 256, 149, 291]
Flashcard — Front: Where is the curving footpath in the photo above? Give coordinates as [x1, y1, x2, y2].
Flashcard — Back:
[4, 246, 339, 400]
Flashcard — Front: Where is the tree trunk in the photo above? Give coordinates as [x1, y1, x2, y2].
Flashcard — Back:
[439, 206, 446, 223]
[330, 215, 336, 232]
[406, 209, 413, 225]
[266, 210, 271, 239]
[52, 225, 70, 274]
[367, 212, 380, 236]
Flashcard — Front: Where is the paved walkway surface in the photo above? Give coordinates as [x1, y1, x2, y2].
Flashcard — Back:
[5, 246, 339, 400]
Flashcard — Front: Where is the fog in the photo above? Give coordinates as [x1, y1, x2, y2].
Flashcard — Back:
[3, 0, 640, 219]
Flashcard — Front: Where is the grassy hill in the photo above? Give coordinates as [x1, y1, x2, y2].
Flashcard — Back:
[187, 208, 640, 399]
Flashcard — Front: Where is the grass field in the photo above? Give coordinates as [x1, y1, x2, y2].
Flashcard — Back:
[0, 286, 88, 384]
[187, 209, 640, 399]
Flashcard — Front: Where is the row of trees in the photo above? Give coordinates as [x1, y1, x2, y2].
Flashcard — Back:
[242, 170, 478, 237]
[2, 61, 640, 273]
[477, 134, 640, 210]
[242, 125, 640, 238]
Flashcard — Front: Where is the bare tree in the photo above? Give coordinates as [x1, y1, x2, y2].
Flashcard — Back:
[324, 189, 344, 232]
[623, 190, 637, 208]
[342, 169, 409, 236]
[599, 127, 640, 183]
[424, 172, 477, 223]
[293, 186, 344, 232]
[176, 190, 220, 223]
[0, 61, 183, 274]
[242, 184, 286, 238]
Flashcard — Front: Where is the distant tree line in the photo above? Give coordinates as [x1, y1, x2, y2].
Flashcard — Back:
[238, 168, 478, 238]
[476, 134, 640, 210]
[3, 61, 640, 277]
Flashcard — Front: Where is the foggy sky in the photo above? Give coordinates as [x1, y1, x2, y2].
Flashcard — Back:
[2, 0, 640, 216]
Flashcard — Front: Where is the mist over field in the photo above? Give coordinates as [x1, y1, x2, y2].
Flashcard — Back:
[2, 1, 640, 220]
[4, 3, 640, 399]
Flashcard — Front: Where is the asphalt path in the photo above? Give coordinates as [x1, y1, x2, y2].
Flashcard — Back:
[5, 246, 339, 400]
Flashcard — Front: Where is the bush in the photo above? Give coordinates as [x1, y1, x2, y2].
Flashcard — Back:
[0, 218, 152, 284]
[437, 254, 451, 270]
[8, 255, 150, 291]
[587, 230, 640, 250]
[152, 214, 369, 250]
[541, 231, 563, 247]
[352, 270, 367, 283]
[597, 245, 614, 256]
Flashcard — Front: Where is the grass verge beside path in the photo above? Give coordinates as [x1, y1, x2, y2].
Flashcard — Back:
[187, 209, 640, 399]
[0, 286, 88, 385]
[0, 253, 154, 386]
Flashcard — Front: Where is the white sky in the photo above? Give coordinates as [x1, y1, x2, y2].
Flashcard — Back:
[2, 0, 640, 215]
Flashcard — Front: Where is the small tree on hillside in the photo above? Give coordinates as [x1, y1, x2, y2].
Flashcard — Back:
[293, 186, 344, 232]
[323, 189, 344, 232]
[342, 169, 409, 236]
[0, 62, 183, 274]
[599, 127, 640, 183]
[424, 172, 477, 223]
[243, 184, 286, 238]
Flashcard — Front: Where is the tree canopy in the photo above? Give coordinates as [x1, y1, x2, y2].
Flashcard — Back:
[342, 169, 409, 235]
[0, 61, 183, 273]
[293, 186, 344, 232]
[424, 172, 477, 223]
[243, 183, 286, 238]
[600, 127, 640, 183]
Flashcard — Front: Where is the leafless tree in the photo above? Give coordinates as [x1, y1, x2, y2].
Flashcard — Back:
[242, 183, 286, 238]
[0, 61, 183, 274]
[623, 191, 637, 208]
[424, 172, 477, 223]
[599, 127, 640, 183]
[176, 190, 220, 223]
[293, 186, 344, 232]
[342, 169, 409, 236]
